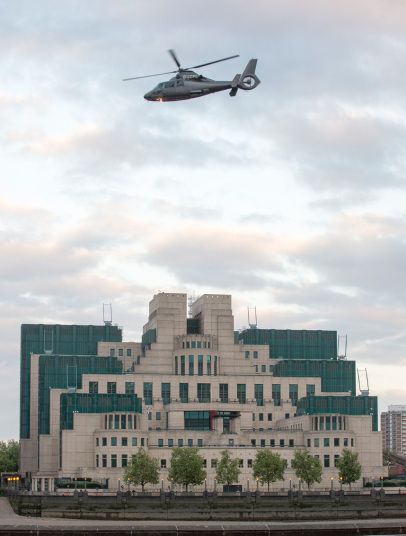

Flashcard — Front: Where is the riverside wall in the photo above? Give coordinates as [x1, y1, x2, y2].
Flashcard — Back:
[8, 490, 406, 522]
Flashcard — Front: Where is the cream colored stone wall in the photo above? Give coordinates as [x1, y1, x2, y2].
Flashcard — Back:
[62, 414, 102, 475]
[20, 354, 40, 474]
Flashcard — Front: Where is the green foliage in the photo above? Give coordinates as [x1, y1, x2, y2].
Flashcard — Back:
[336, 448, 362, 489]
[0, 440, 19, 472]
[168, 447, 206, 491]
[253, 450, 287, 491]
[123, 448, 159, 491]
[291, 449, 322, 489]
[215, 450, 240, 487]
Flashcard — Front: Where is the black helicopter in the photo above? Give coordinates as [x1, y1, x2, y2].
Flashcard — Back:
[123, 50, 260, 102]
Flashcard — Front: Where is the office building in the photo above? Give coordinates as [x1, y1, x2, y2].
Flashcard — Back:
[381, 405, 406, 456]
[20, 293, 384, 491]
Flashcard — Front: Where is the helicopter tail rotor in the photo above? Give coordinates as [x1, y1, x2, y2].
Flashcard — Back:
[238, 59, 260, 91]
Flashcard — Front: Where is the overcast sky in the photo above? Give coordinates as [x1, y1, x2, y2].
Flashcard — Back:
[1, 0, 406, 439]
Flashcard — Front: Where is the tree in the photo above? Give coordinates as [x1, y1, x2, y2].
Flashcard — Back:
[123, 448, 159, 492]
[168, 447, 206, 491]
[0, 440, 19, 472]
[336, 448, 362, 489]
[215, 450, 240, 488]
[291, 449, 322, 490]
[252, 450, 287, 491]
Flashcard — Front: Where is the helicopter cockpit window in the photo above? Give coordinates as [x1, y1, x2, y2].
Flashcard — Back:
[176, 79, 184, 86]
[155, 83, 164, 90]
[164, 81, 175, 88]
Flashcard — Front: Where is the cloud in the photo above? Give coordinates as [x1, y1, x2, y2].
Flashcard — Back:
[144, 226, 286, 289]
[238, 213, 279, 224]
[260, 104, 406, 194]
[0, 91, 36, 109]
[149, 199, 221, 221]
[0, 198, 53, 225]
[0, 241, 97, 281]
[295, 213, 406, 301]
[19, 114, 252, 183]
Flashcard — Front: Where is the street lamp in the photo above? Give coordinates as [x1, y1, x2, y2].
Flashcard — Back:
[330, 477, 334, 491]
[339, 476, 343, 492]
[289, 478, 292, 492]
[256, 476, 259, 492]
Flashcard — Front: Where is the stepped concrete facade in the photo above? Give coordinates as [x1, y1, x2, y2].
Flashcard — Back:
[20, 292, 385, 492]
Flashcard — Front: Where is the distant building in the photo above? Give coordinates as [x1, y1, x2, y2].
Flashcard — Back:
[381, 405, 406, 456]
[20, 293, 384, 492]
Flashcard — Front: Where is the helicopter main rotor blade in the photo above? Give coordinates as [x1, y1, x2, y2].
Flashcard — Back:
[122, 52, 240, 81]
[185, 54, 240, 70]
[123, 70, 177, 81]
[168, 49, 181, 69]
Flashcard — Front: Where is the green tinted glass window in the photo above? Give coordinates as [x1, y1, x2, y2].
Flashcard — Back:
[197, 383, 211, 403]
[179, 383, 188, 403]
[161, 383, 171, 405]
[237, 384, 246, 404]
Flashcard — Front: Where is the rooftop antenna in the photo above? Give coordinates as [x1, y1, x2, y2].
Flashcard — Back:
[357, 368, 370, 396]
[248, 306, 258, 329]
[188, 293, 196, 318]
[103, 303, 113, 326]
[338, 334, 347, 359]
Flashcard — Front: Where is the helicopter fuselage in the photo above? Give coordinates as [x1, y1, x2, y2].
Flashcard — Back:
[144, 73, 233, 101]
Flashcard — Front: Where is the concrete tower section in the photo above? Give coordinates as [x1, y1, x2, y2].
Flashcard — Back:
[145, 292, 187, 339]
[136, 293, 188, 375]
[190, 294, 233, 339]
[190, 294, 241, 375]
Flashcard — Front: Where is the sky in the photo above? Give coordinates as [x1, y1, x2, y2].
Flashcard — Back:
[1, 0, 406, 440]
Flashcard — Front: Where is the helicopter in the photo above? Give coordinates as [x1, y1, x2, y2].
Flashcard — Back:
[123, 49, 260, 102]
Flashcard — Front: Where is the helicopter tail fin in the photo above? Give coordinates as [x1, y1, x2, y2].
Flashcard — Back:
[238, 59, 260, 90]
[229, 74, 240, 96]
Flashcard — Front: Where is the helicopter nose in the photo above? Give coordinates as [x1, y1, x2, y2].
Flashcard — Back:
[144, 91, 153, 101]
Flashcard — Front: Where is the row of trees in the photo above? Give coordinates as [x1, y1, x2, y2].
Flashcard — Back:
[124, 447, 362, 492]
